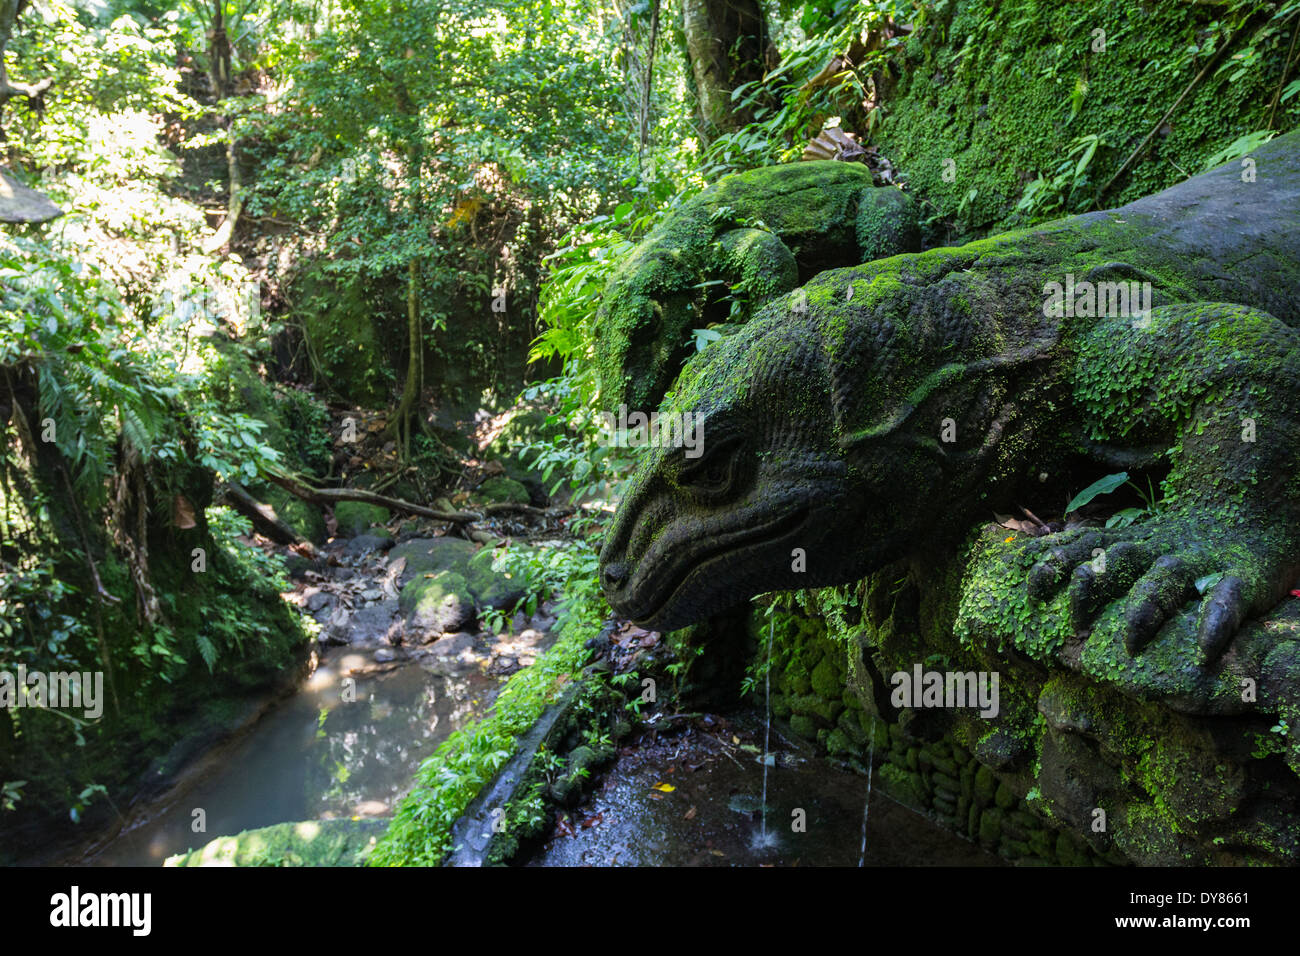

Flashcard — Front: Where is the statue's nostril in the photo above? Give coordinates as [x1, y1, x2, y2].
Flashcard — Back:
[601, 562, 628, 590]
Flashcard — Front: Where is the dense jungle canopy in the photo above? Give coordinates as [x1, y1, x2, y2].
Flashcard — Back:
[2, 0, 1299, 871]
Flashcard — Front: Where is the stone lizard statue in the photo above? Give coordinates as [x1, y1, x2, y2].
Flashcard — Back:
[598, 131, 1300, 714]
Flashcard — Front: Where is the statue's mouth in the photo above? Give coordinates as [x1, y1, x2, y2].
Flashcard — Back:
[623, 506, 811, 628]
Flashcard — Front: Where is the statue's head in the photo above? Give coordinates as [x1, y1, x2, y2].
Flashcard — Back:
[596, 306, 917, 631]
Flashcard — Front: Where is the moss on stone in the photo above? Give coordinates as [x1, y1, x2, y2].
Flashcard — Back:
[166, 818, 387, 867]
[870, 0, 1293, 236]
[477, 476, 530, 505]
[595, 161, 920, 411]
[333, 502, 390, 537]
[259, 485, 327, 544]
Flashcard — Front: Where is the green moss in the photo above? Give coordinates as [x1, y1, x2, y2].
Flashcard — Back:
[872, 0, 1295, 236]
[476, 476, 530, 505]
[463, 545, 527, 611]
[258, 485, 327, 544]
[595, 161, 919, 410]
[333, 501, 390, 537]
[389, 537, 477, 576]
[166, 819, 387, 867]
[399, 571, 474, 632]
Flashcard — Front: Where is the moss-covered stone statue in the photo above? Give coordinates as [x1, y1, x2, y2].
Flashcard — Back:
[596, 160, 921, 413]
[596, 135, 1300, 862]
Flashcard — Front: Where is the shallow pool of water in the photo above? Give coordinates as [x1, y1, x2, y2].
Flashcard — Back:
[526, 715, 1002, 867]
[82, 652, 496, 866]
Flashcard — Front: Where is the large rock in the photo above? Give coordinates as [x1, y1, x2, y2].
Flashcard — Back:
[393, 537, 529, 633]
[390, 537, 477, 580]
[476, 476, 530, 505]
[0, 168, 62, 224]
[399, 571, 475, 633]
[333, 501, 390, 537]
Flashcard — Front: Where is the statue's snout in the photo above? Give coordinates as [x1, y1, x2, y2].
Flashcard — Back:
[600, 560, 628, 594]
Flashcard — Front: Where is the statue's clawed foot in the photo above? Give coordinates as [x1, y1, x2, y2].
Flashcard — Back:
[1023, 521, 1290, 665]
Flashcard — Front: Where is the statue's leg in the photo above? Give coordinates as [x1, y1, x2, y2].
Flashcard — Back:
[960, 303, 1300, 710]
[1060, 302, 1300, 657]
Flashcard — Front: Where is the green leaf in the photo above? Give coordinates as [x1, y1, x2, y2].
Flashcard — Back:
[1065, 472, 1128, 513]
[1194, 572, 1226, 595]
[1105, 507, 1146, 529]
[195, 633, 220, 672]
[692, 327, 722, 352]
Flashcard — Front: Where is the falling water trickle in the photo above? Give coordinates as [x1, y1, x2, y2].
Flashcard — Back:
[859, 714, 876, 867]
[752, 614, 778, 851]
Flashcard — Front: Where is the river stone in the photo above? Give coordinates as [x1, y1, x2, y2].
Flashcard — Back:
[345, 533, 394, 556]
[426, 631, 475, 655]
[476, 476, 530, 504]
[306, 591, 332, 612]
[400, 570, 475, 633]
[463, 547, 527, 611]
[333, 502, 391, 537]
[389, 537, 477, 583]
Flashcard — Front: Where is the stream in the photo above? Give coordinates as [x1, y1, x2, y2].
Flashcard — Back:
[82, 651, 497, 866]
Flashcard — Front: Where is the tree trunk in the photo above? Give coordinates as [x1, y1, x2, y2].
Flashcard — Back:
[203, 132, 242, 254]
[0, 0, 53, 111]
[390, 136, 425, 459]
[391, 256, 423, 458]
[203, 0, 239, 254]
[208, 0, 232, 100]
[679, 0, 772, 144]
[639, 0, 661, 163]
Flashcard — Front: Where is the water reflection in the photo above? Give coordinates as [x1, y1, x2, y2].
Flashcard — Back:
[86, 655, 496, 865]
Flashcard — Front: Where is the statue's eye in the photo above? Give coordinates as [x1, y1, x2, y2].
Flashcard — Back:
[678, 435, 743, 495]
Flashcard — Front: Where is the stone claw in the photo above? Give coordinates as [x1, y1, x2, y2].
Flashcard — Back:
[1122, 554, 1195, 654]
[1197, 575, 1246, 664]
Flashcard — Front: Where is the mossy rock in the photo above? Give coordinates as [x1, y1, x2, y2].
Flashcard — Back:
[399, 571, 476, 633]
[464, 546, 528, 611]
[166, 818, 387, 867]
[476, 476, 530, 505]
[260, 486, 327, 544]
[809, 656, 844, 700]
[789, 714, 818, 740]
[595, 161, 920, 412]
[389, 537, 477, 578]
[333, 502, 391, 537]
